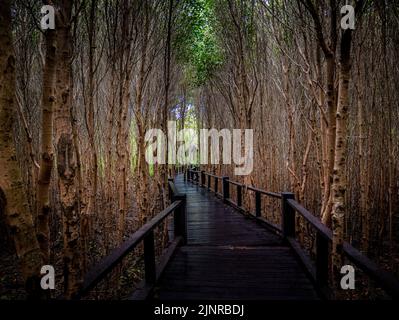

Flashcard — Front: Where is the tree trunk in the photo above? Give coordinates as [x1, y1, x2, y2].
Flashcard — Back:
[331, 29, 353, 292]
[116, 84, 130, 243]
[55, 0, 82, 298]
[357, 86, 369, 253]
[0, 0, 44, 296]
[36, 25, 57, 261]
[85, 0, 98, 224]
[321, 54, 337, 226]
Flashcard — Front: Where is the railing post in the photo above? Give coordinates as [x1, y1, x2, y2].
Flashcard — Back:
[281, 192, 295, 238]
[222, 177, 230, 202]
[316, 232, 329, 289]
[237, 184, 242, 207]
[144, 230, 156, 284]
[168, 178, 174, 201]
[255, 191, 261, 217]
[207, 174, 211, 190]
[214, 177, 218, 194]
[201, 171, 205, 187]
[173, 194, 187, 245]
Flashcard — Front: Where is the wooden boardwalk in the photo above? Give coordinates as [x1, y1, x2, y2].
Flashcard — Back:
[151, 175, 319, 300]
[79, 171, 399, 300]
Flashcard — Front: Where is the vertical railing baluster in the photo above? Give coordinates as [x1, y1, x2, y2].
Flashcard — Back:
[168, 178, 174, 202]
[255, 191, 261, 217]
[316, 232, 329, 289]
[237, 184, 242, 207]
[281, 192, 295, 238]
[173, 194, 187, 245]
[222, 177, 229, 202]
[144, 230, 156, 284]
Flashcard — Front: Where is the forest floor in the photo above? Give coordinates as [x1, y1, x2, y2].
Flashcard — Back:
[0, 242, 145, 300]
[0, 247, 27, 300]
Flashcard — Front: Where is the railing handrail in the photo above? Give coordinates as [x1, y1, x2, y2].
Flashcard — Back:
[204, 172, 221, 179]
[247, 185, 281, 199]
[286, 199, 332, 241]
[77, 180, 186, 299]
[342, 242, 399, 298]
[186, 168, 399, 299]
[196, 170, 281, 198]
[285, 197, 399, 298]
[227, 180, 244, 187]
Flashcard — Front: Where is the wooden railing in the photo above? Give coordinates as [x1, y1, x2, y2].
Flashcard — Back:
[76, 179, 186, 300]
[186, 169, 399, 299]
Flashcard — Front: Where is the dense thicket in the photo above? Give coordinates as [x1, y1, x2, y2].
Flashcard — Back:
[0, 0, 398, 299]
[199, 0, 399, 276]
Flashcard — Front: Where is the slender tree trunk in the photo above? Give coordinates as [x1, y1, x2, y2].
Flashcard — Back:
[161, 0, 173, 209]
[134, 9, 149, 224]
[36, 25, 57, 261]
[85, 0, 98, 223]
[357, 85, 369, 253]
[117, 86, 130, 243]
[55, 0, 82, 298]
[0, 0, 44, 296]
[321, 55, 337, 226]
[331, 29, 353, 291]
